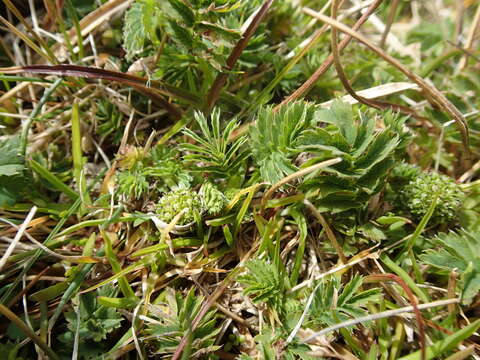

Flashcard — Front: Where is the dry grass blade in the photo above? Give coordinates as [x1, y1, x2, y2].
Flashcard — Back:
[459, 3, 480, 69]
[302, 7, 471, 158]
[7, 266, 50, 308]
[319, 82, 420, 107]
[0, 206, 37, 272]
[261, 157, 342, 207]
[304, 199, 347, 264]
[2, 0, 58, 63]
[301, 298, 459, 343]
[0, 16, 51, 63]
[445, 346, 476, 360]
[0, 217, 100, 264]
[380, 0, 400, 48]
[57, 0, 133, 48]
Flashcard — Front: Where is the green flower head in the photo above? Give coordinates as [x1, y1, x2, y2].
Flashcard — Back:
[401, 172, 464, 223]
[157, 189, 202, 225]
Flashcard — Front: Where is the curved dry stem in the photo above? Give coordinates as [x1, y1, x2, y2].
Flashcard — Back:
[205, 0, 275, 112]
[302, 7, 471, 158]
[301, 298, 458, 344]
[277, 0, 384, 110]
[329, 1, 442, 120]
[7, 267, 50, 308]
[0, 65, 193, 119]
[331, 0, 384, 110]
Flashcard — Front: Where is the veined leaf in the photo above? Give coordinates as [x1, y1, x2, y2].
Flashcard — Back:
[197, 21, 242, 40]
[0, 135, 27, 206]
[0, 135, 24, 174]
[167, 20, 194, 48]
[316, 100, 356, 146]
[123, 2, 148, 60]
[297, 102, 408, 214]
[167, 0, 196, 27]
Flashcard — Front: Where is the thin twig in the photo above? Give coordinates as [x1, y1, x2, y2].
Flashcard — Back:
[331, 0, 404, 113]
[290, 246, 379, 292]
[365, 273, 426, 360]
[7, 267, 50, 308]
[304, 200, 347, 264]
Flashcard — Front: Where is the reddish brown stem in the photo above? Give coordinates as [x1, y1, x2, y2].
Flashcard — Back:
[0, 64, 197, 119]
[365, 273, 426, 360]
[205, 0, 275, 112]
[7, 266, 51, 308]
[276, 0, 384, 109]
[329, 0, 419, 118]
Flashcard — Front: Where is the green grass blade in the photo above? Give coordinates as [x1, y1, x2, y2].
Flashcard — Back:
[101, 230, 137, 300]
[65, 0, 85, 60]
[380, 254, 429, 303]
[30, 159, 79, 200]
[21, 78, 63, 156]
[71, 102, 92, 207]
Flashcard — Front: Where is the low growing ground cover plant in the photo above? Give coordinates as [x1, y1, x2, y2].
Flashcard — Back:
[0, 0, 479, 359]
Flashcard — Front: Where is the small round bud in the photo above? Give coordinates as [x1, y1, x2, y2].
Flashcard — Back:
[401, 172, 463, 223]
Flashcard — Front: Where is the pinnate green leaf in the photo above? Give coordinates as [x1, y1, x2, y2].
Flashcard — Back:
[421, 229, 480, 304]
